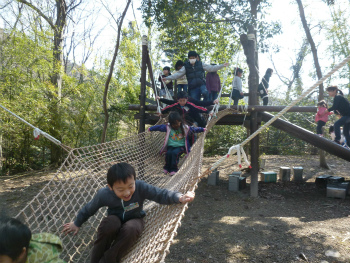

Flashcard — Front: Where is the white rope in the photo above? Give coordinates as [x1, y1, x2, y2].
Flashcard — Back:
[207, 54, 350, 172]
[159, 72, 173, 101]
[240, 104, 249, 127]
[227, 67, 238, 108]
[0, 104, 62, 145]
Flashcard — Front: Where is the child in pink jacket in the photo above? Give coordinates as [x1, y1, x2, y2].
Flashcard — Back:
[315, 100, 332, 136]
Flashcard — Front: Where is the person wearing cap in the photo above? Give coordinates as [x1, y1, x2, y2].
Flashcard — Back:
[163, 51, 229, 101]
[158, 66, 173, 97]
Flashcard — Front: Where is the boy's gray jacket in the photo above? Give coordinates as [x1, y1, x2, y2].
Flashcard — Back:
[74, 180, 182, 227]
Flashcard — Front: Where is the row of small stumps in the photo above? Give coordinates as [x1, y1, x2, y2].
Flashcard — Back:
[207, 167, 350, 199]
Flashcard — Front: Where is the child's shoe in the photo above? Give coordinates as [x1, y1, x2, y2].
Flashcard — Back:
[163, 169, 169, 174]
[169, 171, 176, 176]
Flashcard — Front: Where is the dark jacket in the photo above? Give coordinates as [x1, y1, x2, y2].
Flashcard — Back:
[74, 180, 182, 226]
[161, 101, 208, 127]
[148, 123, 205, 154]
[184, 61, 205, 90]
[258, 74, 271, 97]
[206, 72, 221, 93]
[160, 97, 215, 107]
[328, 95, 350, 116]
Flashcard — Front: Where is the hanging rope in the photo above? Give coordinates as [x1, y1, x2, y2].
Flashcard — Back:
[158, 72, 174, 101]
[0, 104, 70, 151]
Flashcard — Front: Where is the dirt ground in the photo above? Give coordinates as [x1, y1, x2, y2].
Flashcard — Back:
[1, 155, 350, 263]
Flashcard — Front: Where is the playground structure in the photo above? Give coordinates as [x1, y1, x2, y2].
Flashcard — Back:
[133, 35, 350, 198]
[2, 34, 350, 263]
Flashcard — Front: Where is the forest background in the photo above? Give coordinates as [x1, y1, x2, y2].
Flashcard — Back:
[0, 0, 349, 176]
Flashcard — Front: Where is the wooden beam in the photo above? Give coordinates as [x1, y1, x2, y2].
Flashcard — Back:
[128, 104, 317, 113]
[261, 112, 350, 162]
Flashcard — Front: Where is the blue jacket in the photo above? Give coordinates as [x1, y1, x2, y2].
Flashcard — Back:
[148, 123, 205, 155]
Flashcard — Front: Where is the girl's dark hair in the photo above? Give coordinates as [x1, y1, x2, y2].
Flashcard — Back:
[0, 216, 31, 260]
[266, 68, 273, 75]
[234, 68, 243, 76]
[107, 163, 136, 186]
[168, 111, 185, 136]
[326, 85, 344, 96]
[317, 100, 328, 108]
[175, 60, 184, 70]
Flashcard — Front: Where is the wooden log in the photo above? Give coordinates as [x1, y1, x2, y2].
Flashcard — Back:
[260, 112, 350, 162]
[139, 35, 148, 134]
[128, 104, 317, 113]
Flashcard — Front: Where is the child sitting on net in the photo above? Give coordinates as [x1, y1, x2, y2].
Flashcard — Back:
[148, 111, 205, 175]
[0, 216, 66, 263]
[63, 162, 195, 263]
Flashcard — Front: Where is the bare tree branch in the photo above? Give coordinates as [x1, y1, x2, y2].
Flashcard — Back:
[16, 0, 57, 32]
[101, 0, 132, 143]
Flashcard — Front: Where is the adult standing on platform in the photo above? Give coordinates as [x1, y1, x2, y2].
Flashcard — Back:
[326, 85, 350, 147]
[258, 68, 273, 105]
[163, 51, 229, 101]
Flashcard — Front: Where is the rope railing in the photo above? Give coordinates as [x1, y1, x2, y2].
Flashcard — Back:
[0, 104, 70, 151]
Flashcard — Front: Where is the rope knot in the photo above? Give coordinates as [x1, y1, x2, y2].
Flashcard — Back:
[33, 128, 41, 140]
[227, 145, 251, 169]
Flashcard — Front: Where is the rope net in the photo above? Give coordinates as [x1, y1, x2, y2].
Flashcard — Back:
[15, 108, 236, 263]
[13, 52, 350, 263]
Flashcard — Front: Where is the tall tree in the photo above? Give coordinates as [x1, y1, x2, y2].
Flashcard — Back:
[101, 0, 132, 143]
[296, 0, 328, 169]
[14, 0, 83, 164]
[140, 0, 281, 63]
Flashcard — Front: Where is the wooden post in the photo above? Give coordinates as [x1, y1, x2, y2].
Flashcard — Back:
[174, 80, 178, 99]
[146, 52, 156, 95]
[139, 35, 148, 134]
[240, 25, 259, 197]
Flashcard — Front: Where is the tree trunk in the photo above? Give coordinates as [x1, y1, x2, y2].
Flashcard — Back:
[101, 0, 132, 143]
[17, 0, 68, 164]
[296, 0, 329, 169]
[240, 24, 259, 198]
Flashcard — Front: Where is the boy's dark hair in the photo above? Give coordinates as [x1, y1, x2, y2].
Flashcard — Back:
[168, 111, 185, 135]
[188, 51, 197, 58]
[0, 216, 31, 260]
[177, 91, 188, 99]
[317, 100, 328, 108]
[326, 85, 344, 96]
[107, 163, 136, 186]
[175, 60, 184, 70]
[234, 67, 243, 76]
[163, 66, 170, 72]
